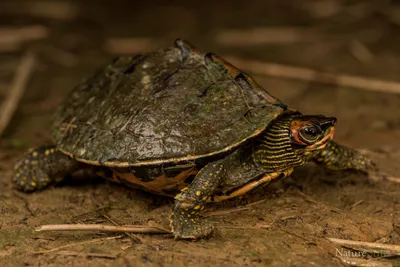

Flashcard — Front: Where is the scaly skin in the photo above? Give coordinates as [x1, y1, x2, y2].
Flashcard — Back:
[313, 141, 376, 172]
[13, 145, 81, 192]
[171, 160, 227, 239]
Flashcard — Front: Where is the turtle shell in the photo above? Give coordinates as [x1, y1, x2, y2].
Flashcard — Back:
[52, 40, 287, 167]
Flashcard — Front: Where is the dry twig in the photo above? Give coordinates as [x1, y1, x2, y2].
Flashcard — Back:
[328, 238, 400, 257]
[317, 238, 392, 267]
[385, 176, 400, 184]
[54, 251, 117, 259]
[0, 53, 36, 137]
[337, 256, 392, 267]
[226, 56, 400, 95]
[100, 213, 144, 244]
[31, 235, 124, 254]
[368, 172, 400, 185]
[36, 224, 170, 235]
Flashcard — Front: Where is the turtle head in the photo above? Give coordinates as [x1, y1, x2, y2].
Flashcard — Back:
[290, 115, 337, 151]
[254, 113, 337, 171]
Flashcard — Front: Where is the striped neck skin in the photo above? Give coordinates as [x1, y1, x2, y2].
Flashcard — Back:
[253, 114, 317, 171]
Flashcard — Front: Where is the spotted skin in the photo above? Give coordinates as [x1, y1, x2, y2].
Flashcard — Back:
[313, 141, 376, 172]
[13, 146, 81, 192]
[171, 160, 227, 239]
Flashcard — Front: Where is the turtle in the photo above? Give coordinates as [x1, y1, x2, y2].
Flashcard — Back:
[13, 39, 376, 240]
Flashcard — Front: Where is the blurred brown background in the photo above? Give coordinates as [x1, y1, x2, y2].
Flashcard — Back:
[0, 1, 400, 266]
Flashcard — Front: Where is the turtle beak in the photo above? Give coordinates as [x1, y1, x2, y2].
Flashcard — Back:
[320, 117, 337, 142]
[319, 117, 337, 131]
[318, 117, 337, 146]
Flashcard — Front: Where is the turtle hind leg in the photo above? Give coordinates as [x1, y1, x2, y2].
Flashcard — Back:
[313, 141, 376, 173]
[13, 145, 81, 192]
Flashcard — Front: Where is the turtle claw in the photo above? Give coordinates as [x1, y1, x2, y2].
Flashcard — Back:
[170, 212, 214, 240]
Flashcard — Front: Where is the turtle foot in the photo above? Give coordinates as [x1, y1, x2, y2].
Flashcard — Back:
[170, 211, 214, 240]
[13, 146, 81, 192]
[13, 146, 57, 192]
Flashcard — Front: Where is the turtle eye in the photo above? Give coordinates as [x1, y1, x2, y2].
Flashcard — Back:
[299, 126, 321, 143]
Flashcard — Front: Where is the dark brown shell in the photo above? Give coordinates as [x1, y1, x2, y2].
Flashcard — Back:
[52, 41, 286, 167]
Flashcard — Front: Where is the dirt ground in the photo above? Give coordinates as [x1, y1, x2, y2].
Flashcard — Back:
[1, 0, 400, 266]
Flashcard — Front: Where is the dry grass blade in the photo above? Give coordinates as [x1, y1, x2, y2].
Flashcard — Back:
[36, 224, 171, 234]
[104, 38, 158, 54]
[337, 256, 392, 267]
[215, 27, 316, 46]
[385, 176, 400, 184]
[367, 172, 400, 185]
[31, 235, 124, 254]
[317, 238, 393, 267]
[54, 251, 117, 259]
[100, 213, 144, 244]
[328, 238, 400, 256]
[226, 56, 400, 95]
[349, 39, 374, 64]
[0, 25, 48, 52]
[0, 53, 36, 137]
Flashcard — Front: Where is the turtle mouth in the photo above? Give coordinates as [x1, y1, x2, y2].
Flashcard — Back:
[304, 126, 335, 150]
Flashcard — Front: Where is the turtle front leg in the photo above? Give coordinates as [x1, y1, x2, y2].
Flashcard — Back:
[313, 141, 376, 172]
[13, 146, 81, 192]
[171, 160, 227, 240]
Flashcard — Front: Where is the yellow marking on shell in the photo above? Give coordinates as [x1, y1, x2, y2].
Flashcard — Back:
[32, 151, 38, 157]
[24, 159, 29, 164]
[194, 205, 201, 210]
[45, 150, 50, 155]
[175, 193, 182, 199]
[195, 191, 201, 196]
[50, 148, 55, 153]
[31, 181, 37, 186]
